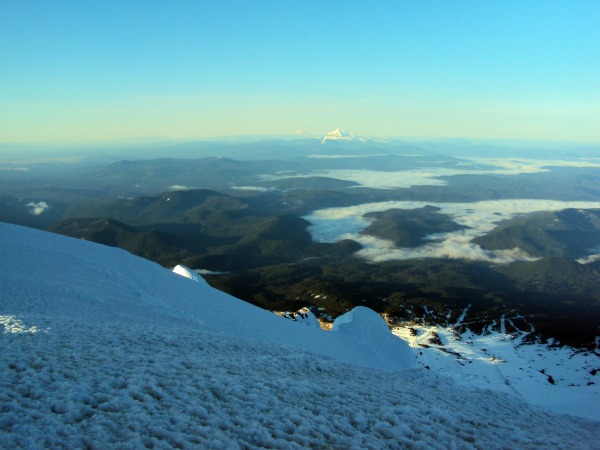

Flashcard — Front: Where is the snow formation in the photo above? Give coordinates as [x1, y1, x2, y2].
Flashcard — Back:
[172, 264, 208, 285]
[1, 222, 599, 448]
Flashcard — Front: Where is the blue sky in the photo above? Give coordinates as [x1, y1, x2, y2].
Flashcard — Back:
[1, 0, 599, 143]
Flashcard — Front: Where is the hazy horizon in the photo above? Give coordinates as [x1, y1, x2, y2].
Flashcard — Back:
[2, 131, 599, 153]
[2, 1, 599, 145]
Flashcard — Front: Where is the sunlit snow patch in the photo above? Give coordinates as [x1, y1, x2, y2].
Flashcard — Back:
[0, 315, 45, 334]
[392, 323, 600, 421]
[172, 264, 209, 285]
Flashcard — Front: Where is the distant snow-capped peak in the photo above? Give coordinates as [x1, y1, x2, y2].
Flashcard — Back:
[321, 128, 356, 144]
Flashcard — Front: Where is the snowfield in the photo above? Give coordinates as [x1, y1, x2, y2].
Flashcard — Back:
[1, 222, 599, 448]
[394, 323, 600, 421]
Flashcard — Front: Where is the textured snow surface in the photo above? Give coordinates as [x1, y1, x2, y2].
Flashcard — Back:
[1, 222, 599, 448]
[394, 324, 600, 421]
[3, 321, 599, 449]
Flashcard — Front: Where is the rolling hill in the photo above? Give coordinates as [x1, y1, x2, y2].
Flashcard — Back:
[474, 208, 600, 258]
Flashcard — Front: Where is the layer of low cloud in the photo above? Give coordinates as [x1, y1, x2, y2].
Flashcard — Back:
[576, 254, 600, 265]
[168, 185, 196, 191]
[194, 269, 230, 275]
[0, 166, 30, 171]
[469, 157, 600, 172]
[26, 201, 49, 216]
[576, 246, 600, 265]
[306, 154, 387, 159]
[304, 199, 600, 264]
[264, 157, 600, 190]
[231, 186, 275, 192]
[261, 169, 449, 189]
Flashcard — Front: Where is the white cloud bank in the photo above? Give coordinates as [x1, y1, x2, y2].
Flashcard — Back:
[0, 166, 30, 171]
[576, 254, 600, 265]
[306, 154, 388, 159]
[26, 201, 49, 216]
[231, 186, 275, 192]
[304, 199, 600, 264]
[576, 246, 600, 265]
[469, 157, 600, 172]
[168, 185, 196, 191]
[263, 157, 600, 190]
[261, 169, 449, 189]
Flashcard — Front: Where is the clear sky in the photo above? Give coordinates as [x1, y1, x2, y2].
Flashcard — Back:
[1, 0, 599, 144]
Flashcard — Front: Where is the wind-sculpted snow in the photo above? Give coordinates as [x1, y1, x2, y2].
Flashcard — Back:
[333, 307, 415, 367]
[1, 222, 599, 448]
[172, 264, 209, 285]
[2, 319, 599, 448]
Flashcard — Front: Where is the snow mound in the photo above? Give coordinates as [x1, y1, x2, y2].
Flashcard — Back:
[333, 306, 415, 369]
[172, 264, 208, 285]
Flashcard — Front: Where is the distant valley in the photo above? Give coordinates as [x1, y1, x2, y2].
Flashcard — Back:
[2, 137, 600, 348]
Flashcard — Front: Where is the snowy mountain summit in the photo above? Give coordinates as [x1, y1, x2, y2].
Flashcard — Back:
[321, 128, 357, 143]
[1, 222, 599, 448]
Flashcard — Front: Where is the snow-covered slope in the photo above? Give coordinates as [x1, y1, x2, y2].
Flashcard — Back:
[0, 222, 413, 373]
[1, 222, 599, 448]
[393, 322, 600, 421]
